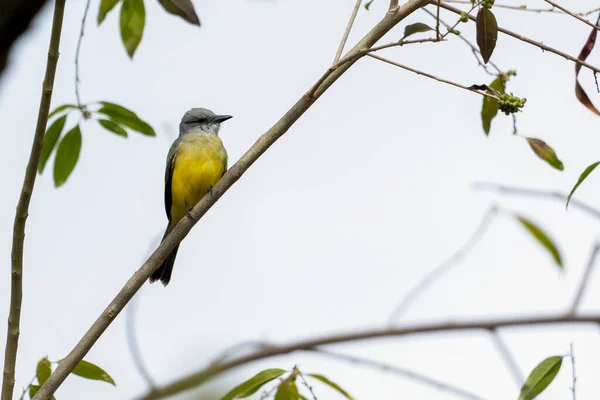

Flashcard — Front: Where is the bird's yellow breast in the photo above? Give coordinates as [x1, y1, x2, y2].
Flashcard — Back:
[170, 134, 227, 223]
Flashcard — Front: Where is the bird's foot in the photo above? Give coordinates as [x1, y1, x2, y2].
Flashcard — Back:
[208, 185, 214, 196]
[186, 207, 197, 222]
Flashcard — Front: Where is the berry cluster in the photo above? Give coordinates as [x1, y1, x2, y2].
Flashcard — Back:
[459, 12, 469, 23]
[481, 0, 494, 9]
[498, 93, 526, 115]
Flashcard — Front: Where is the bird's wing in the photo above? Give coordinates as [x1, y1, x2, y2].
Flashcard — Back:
[164, 139, 180, 219]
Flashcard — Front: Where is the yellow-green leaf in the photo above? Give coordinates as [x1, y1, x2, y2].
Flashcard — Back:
[308, 374, 354, 400]
[519, 356, 563, 400]
[364, 0, 375, 10]
[71, 359, 116, 385]
[476, 7, 498, 63]
[567, 161, 600, 209]
[53, 125, 82, 187]
[98, 0, 121, 24]
[481, 75, 505, 135]
[98, 119, 128, 137]
[48, 104, 76, 119]
[36, 358, 52, 385]
[275, 378, 299, 400]
[96, 102, 155, 136]
[402, 23, 433, 40]
[516, 216, 563, 269]
[526, 138, 564, 171]
[220, 369, 286, 400]
[39, 115, 67, 174]
[120, 0, 145, 57]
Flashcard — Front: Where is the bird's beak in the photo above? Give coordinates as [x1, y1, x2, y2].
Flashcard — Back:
[212, 115, 233, 123]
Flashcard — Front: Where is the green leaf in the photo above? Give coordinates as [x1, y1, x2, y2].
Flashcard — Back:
[158, 0, 200, 25]
[275, 379, 299, 400]
[120, 0, 145, 57]
[48, 104, 77, 119]
[70, 360, 116, 386]
[516, 216, 563, 269]
[39, 115, 67, 174]
[476, 7, 498, 63]
[29, 385, 56, 400]
[308, 374, 354, 400]
[98, 0, 121, 24]
[96, 102, 155, 136]
[519, 356, 563, 400]
[481, 75, 505, 135]
[220, 369, 286, 400]
[98, 119, 128, 137]
[36, 358, 52, 385]
[53, 125, 82, 187]
[365, 0, 374, 10]
[567, 161, 600, 208]
[526, 138, 564, 171]
[402, 23, 433, 39]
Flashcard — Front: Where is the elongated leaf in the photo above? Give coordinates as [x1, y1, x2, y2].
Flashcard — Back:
[476, 8, 498, 63]
[36, 358, 52, 385]
[53, 125, 82, 187]
[308, 374, 354, 400]
[98, 0, 121, 24]
[96, 102, 155, 136]
[98, 119, 128, 137]
[29, 385, 56, 400]
[402, 23, 432, 39]
[567, 161, 600, 209]
[526, 138, 564, 171]
[221, 369, 286, 400]
[71, 360, 116, 385]
[481, 75, 505, 135]
[516, 216, 563, 269]
[364, 0, 374, 10]
[275, 379, 299, 400]
[39, 115, 67, 174]
[575, 14, 600, 116]
[48, 104, 77, 119]
[519, 356, 563, 400]
[120, 0, 145, 57]
[158, 0, 200, 25]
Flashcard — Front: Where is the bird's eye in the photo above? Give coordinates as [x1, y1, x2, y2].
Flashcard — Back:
[190, 117, 206, 124]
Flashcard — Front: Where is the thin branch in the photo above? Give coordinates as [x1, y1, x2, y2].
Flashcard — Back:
[489, 329, 523, 386]
[209, 340, 269, 367]
[389, 206, 497, 322]
[17, 374, 36, 400]
[367, 53, 501, 100]
[436, 0, 441, 40]
[436, 1, 600, 75]
[472, 183, 600, 221]
[443, 1, 600, 17]
[542, 0, 600, 32]
[295, 368, 318, 400]
[1, 1, 66, 399]
[33, 1, 433, 398]
[125, 294, 156, 389]
[390, 0, 399, 11]
[333, 0, 363, 65]
[569, 242, 600, 315]
[136, 314, 600, 399]
[74, 0, 91, 111]
[569, 343, 576, 400]
[309, 349, 487, 400]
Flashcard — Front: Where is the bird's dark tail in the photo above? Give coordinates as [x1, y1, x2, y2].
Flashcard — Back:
[149, 225, 179, 286]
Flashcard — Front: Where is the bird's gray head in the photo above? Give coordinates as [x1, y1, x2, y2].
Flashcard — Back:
[179, 108, 232, 136]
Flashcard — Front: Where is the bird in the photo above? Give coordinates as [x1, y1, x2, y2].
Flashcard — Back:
[150, 108, 231, 285]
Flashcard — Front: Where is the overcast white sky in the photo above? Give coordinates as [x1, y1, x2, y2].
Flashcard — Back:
[1, 0, 600, 399]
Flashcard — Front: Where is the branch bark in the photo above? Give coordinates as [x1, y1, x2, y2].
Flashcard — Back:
[332, 0, 362, 65]
[33, 1, 431, 398]
[1, 1, 67, 399]
[137, 314, 600, 399]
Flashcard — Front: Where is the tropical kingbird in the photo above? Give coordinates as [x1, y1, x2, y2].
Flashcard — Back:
[150, 108, 231, 286]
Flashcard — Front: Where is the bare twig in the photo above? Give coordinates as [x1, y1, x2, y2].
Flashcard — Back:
[1, 1, 67, 399]
[33, 1, 433, 398]
[569, 242, 600, 315]
[309, 349, 487, 400]
[436, 0, 441, 40]
[137, 314, 600, 399]
[389, 206, 497, 322]
[367, 53, 501, 100]
[295, 368, 318, 400]
[489, 329, 523, 386]
[436, 1, 600, 75]
[74, 0, 91, 110]
[333, 0, 363, 65]
[17, 374, 36, 400]
[569, 343, 576, 400]
[472, 183, 600, 221]
[209, 340, 270, 367]
[542, 0, 600, 32]
[125, 294, 156, 389]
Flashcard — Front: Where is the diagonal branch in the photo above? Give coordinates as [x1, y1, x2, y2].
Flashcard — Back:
[489, 329, 523, 386]
[569, 242, 600, 315]
[542, 0, 600, 32]
[1, 1, 67, 399]
[136, 313, 600, 399]
[333, 0, 363, 65]
[32, 0, 432, 398]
